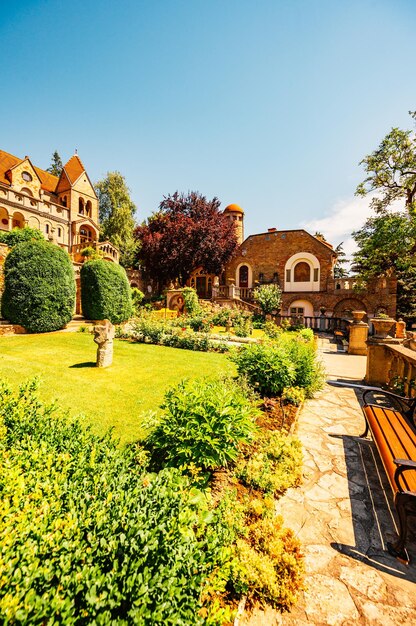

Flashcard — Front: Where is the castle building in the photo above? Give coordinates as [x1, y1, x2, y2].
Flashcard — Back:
[0, 149, 118, 264]
[189, 204, 397, 320]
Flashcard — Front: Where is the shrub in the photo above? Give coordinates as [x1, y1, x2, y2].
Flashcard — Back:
[230, 343, 296, 396]
[282, 386, 306, 406]
[0, 379, 233, 625]
[253, 284, 282, 315]
[232, 516, 304, 610]
[80, 245, 103, 260]
[1, 240, 75, 332]
[182, 287, 201, 315]
[233, 311, 253, 338]
[131, 286, 145, 312]
[80, 259, 133, 324]
[212, 307, 233, 326]
[0, 226, 44, 247]
[236, 430, 303, 495]
[277, 333, 325, 397]
[145, 377, 260, 470]
[264, 319, 281, 339]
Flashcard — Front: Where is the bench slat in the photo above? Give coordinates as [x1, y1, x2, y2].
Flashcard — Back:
[363, 405, 416, 493]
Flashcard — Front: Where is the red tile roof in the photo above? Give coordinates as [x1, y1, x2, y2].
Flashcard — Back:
[63, 155, 85, 184]
[0, 149, 59, 193]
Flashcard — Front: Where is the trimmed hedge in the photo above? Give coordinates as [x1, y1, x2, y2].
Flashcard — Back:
[1, 240, 75, 333]
[80, 260, 132, 324]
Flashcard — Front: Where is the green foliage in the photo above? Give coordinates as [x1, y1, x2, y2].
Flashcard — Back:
[80, 245, 103, 260]
[0, 379, 233, 625]
[333, 242, 349, 278]
[46, 150, 63, 176]
[253, 284, 282, 315]
[352, 211, 416, 323]
[264, 319, 281, 339]
[212, 307, 233, 326]
[282, 386, 306, 406]
[145, 377, 259, 470]
[236, 431, 303, 496]
[277, 333, 324, 397]
[232, 515, 304, 610]
[131, 287, 145, 313]
[355, 121, 416, 215]
[95, 171, 137, 267]
[80, 260, 133, 324]
[131, 317, 229, 352]
[233, 311, 253, 337]
[230, 343, 296, 396]
[0, 226, 44, 247]
[1, 240, 75, 333]
[182, 287, 201, 315]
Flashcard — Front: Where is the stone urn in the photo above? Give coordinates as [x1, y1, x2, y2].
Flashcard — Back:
[370, 317, 396, 339]
[352, 310, 366, 325]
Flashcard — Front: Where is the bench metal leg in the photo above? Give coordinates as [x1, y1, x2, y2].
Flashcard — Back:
[387, 493, 412, 565]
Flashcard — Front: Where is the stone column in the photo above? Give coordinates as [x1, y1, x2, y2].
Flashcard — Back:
[93, 319, 115, 368]
[365, 337, 400, 386]
[348, 311, 368, 356]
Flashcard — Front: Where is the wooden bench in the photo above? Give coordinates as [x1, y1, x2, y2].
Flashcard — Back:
[361, 387, 416, 564]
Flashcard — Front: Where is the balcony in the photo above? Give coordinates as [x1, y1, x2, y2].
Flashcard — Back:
[71, 240, 119, 264]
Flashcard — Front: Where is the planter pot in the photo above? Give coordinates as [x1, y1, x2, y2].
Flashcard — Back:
[352, 310, 366, 324]
[370, 317, 396, 339]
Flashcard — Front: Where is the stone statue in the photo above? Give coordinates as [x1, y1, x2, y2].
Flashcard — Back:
[93, 319, 115, 367]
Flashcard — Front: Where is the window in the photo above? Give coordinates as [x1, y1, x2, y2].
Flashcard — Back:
[45, 224, 49, 234]
[290, 307, 304, 315]
[259, 272, 265, 283]
[58, 227, 62, 238]
[61, 196, 67, 207]
[286, 269, 291, 282]
[79, 198, 85, 215]
[22, 171, 32, 182]
[239, 265, 249, 288]
[86, 200, 92, 216]
[314, 268, 319, 281]
[273, 272, 278, 282]
[294, 262, 311, 282]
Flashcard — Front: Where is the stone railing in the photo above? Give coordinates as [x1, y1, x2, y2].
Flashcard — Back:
[71, 240, 119, 263]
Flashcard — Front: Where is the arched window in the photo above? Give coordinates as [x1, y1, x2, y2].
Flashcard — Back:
[80, 226, 94, 243]
[294, 262, 311, 282]
[239, 265, 249, 288]
[61, 196, 67, 207]
[86, 200, 92, 217]
[79, 198, 85, 215]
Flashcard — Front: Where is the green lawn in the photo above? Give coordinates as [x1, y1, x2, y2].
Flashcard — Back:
[0, 333, 234, 444]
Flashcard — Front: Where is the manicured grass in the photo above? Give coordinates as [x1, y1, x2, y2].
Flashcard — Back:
[0, 333, 234, 444]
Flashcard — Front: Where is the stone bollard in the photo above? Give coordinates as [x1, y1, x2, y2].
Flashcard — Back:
[348, 311, 368, 356]
[396, 318, 406, 339]
[93, 319, 115, 368]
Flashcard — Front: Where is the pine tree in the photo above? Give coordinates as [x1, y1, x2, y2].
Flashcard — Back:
[46, 151, 63, 177]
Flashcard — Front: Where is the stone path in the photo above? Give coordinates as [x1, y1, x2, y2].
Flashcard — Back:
[243, 336, 416, 626]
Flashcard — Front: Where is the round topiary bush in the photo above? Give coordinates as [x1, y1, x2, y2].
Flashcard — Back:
[81, 260, 133, 323]
[1, 240, 76, 333]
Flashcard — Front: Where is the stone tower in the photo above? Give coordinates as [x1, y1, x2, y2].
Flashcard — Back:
[223, 203, 244, 245]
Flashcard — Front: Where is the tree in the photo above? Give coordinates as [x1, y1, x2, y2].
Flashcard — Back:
[253, 284, 282, 316]
[46, 150, 63, 177]
[95, 172, 137, 268]
[355, 116, 416, 215]
[134, 191, 238, 287]
[352, 211, 416, 323]
[333, 242, 349, 278]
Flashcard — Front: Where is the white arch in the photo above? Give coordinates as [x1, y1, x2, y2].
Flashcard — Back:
[288, 299, 314, 317]
[284, 252, 320, 292]
[235, 262, 253, 288]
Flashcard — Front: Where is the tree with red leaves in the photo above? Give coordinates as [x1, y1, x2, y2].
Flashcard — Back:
[134, 191, 238, 287]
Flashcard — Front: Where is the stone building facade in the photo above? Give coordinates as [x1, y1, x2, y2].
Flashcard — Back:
[190, 204, 397, 320]
[0, 149, 118, 264]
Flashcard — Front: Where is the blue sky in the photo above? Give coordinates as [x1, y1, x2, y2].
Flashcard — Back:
[1, 0, 415, 254]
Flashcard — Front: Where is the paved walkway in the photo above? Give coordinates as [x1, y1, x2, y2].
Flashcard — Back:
[243, 337, 416, 626]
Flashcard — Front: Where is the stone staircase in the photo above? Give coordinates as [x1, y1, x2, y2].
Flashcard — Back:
[61, 315, 94, 332]
[0, 320, 26, 336]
